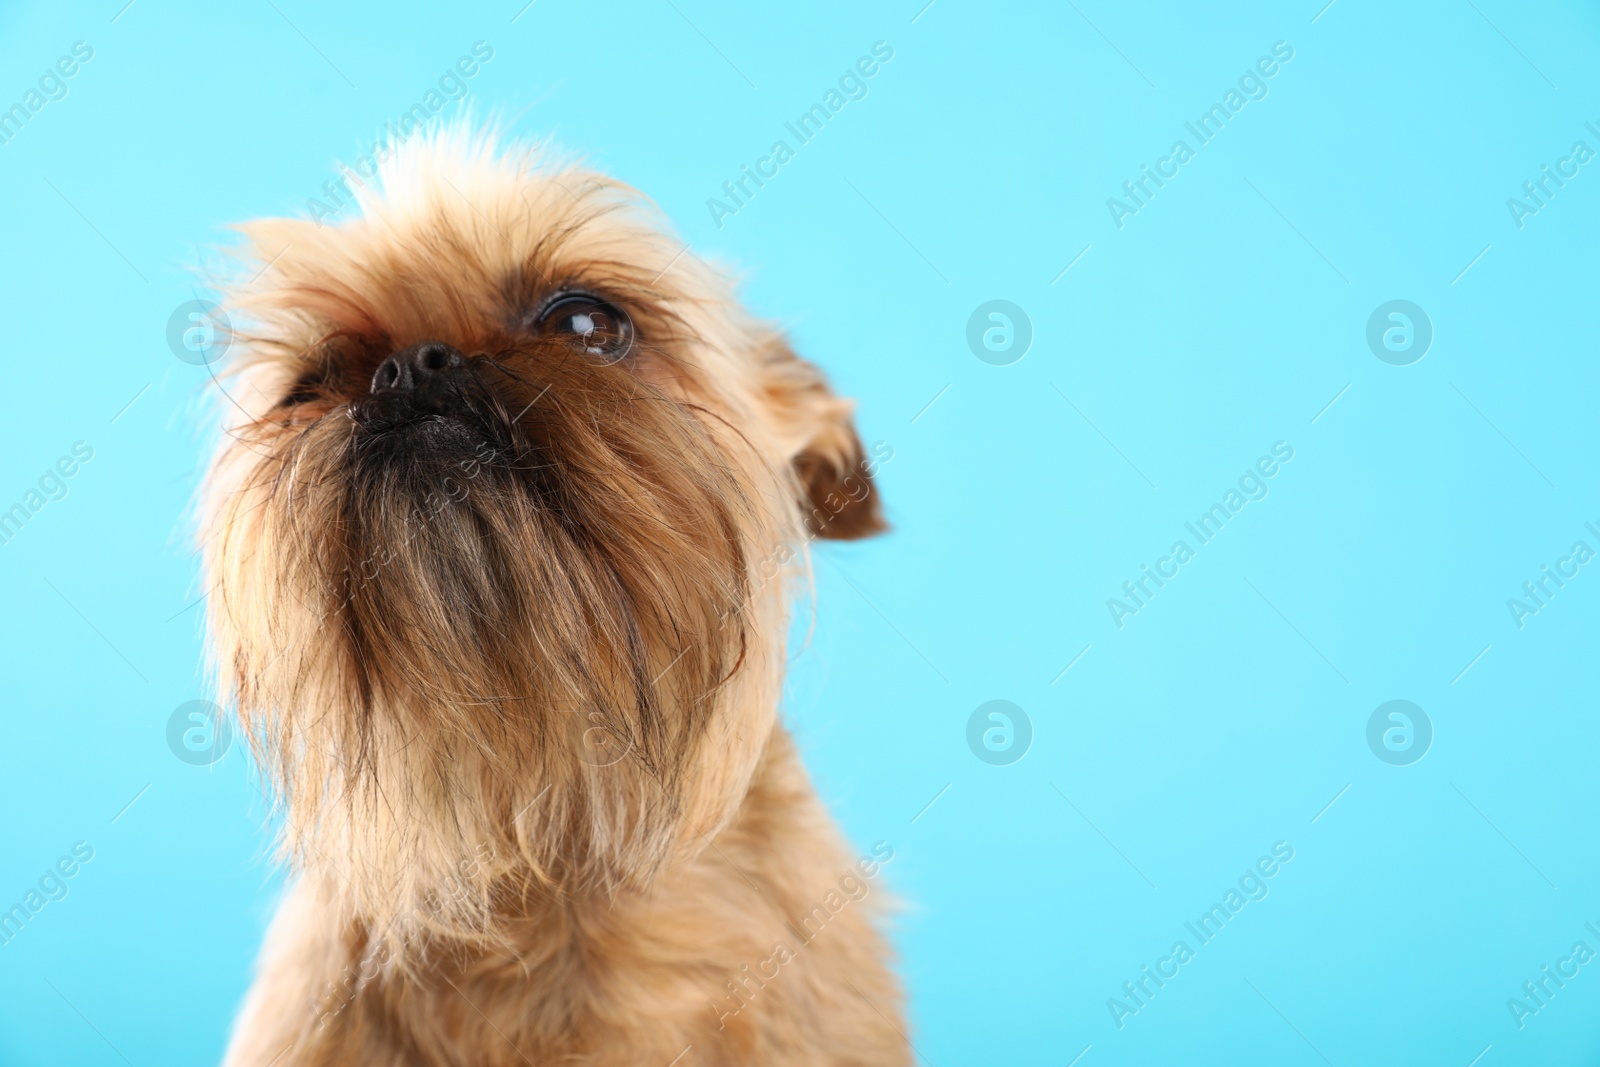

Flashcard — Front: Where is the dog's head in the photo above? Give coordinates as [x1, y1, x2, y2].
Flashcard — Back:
[200, 129, 884, 938]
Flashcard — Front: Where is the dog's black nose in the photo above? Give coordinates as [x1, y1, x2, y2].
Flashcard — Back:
[371, 342, 466, 394]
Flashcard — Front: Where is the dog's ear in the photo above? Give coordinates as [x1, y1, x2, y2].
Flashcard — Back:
[757, 337, 887, 541]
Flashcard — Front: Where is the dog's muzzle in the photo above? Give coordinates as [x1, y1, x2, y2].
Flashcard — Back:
[351, 340, 491, 442]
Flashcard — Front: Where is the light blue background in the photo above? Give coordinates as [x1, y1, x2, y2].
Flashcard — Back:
[1, 0, 1598, 1063]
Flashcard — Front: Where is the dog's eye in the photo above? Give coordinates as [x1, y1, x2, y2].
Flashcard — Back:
[538, 292, 633, 364]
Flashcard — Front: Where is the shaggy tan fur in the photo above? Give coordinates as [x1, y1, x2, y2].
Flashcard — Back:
[200, 127, 908, 1066]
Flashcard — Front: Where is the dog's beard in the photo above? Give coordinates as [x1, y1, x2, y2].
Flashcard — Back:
[211, 355, 784, 946]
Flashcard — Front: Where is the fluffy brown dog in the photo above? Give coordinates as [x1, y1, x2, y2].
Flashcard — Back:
[200, 128, 909, 1066]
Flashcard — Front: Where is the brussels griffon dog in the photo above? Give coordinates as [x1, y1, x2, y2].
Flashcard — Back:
[201, 129, 908, 1066]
